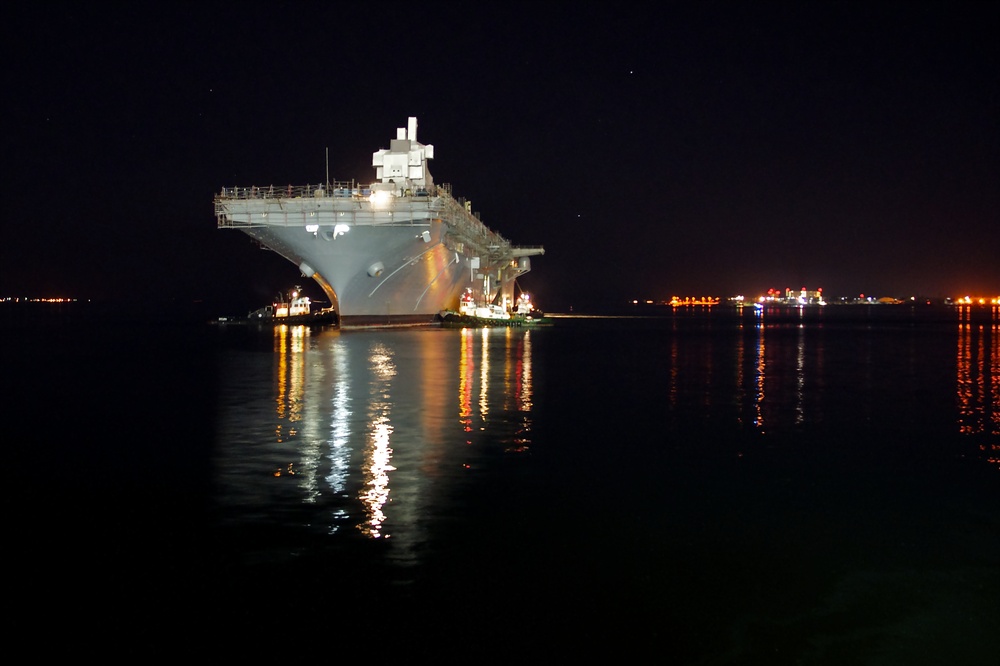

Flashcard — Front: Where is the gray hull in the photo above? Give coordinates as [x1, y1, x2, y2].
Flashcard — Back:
[217, 189, 543, 328]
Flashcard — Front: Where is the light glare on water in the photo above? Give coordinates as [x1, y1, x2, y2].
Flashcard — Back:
[203, 307, 998, 661]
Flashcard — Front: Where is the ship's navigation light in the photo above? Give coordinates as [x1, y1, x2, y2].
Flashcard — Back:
[306, 224, 319, 233]
[334, 224, 350, 237]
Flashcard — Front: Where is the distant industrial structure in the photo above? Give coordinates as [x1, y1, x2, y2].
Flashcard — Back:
[755, 288, 827, 306]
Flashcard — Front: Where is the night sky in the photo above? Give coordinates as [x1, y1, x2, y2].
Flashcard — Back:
[4, 2, 997, 312]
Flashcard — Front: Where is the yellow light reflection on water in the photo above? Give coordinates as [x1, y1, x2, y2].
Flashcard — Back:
[955, 305, 1000, 464]
[479, 328, 491, 425]
[459, 329, 474, 435]
[273, 325, 308, 445]
[508, 329, 534, 452]
[457, 327, 535, 454]
[266, 323, 350, 510]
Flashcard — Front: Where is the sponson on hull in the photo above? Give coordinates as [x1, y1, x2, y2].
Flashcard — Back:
[215, 118, 544, 328]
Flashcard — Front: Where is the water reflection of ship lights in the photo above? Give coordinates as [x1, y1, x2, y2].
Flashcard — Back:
[955, 304, 999, 464]
[216, 324, 538, 545]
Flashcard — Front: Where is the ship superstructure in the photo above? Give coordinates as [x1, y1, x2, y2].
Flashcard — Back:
[215, 118, 544, 328]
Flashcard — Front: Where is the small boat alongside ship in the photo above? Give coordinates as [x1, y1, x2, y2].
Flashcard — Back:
[215, 287, 338, 327]
[438, 289, 550, 327]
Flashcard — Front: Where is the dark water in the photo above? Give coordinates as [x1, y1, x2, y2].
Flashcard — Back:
[6, 303, 998, 662]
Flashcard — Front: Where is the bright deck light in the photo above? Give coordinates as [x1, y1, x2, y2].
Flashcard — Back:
[369, 190, 392, 207]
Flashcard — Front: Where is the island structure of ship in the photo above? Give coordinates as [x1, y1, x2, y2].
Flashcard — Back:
[215, 117, 544, 328]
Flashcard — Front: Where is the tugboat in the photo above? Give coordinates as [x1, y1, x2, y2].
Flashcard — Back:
[438, 289, 548, 327]
[217, 287, 338, 327]
[513, 292, 542, 318]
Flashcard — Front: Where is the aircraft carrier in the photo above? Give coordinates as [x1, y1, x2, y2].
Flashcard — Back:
[215, 117, 544, 328]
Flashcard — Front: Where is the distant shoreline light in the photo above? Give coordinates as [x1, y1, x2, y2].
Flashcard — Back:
[628, 293, 1000, 307]
[1, 297, 81, 303]
[956, 296, 1000, 306]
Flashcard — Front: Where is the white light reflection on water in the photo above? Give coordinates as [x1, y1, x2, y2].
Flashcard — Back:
[359, 342, 396, 538]
[214, 325, 538, 558]
[795, 320, 806, 426]
[737, 307, 829, 438]
[735, 316, 766, 432]
[322, 336, 352, 526]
